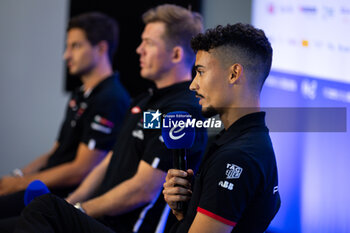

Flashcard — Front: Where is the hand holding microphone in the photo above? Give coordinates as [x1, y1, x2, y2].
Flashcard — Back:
[162, 111, 195, 214]
[163, 168, 194, 220]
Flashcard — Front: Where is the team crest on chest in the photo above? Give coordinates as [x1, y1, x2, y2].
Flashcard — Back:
[225, 163, 243, 179]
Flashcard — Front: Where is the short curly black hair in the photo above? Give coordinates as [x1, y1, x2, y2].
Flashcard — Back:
[191, 23, 272, 91]
[68, 12, 119, 62]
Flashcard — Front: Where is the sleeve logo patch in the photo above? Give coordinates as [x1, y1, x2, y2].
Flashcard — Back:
[226, 163, 243, 179]
[132, 129, 144, 140]
[94, 115, 115, 128]
[91, 123, 112, 134]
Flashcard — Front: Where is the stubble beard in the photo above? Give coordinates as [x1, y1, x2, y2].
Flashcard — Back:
[201, 105, 219, 118]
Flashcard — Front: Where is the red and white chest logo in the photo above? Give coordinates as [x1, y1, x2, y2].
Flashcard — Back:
[131, 106, 141, 114]
[69, 99, 77, 109]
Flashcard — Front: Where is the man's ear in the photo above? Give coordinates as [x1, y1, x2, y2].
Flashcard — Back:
[172, 46, 184, 64]
[229, 63, 243, 84]
[96, 40, 108, 56]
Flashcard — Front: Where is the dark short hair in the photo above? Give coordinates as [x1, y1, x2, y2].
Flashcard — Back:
[68, 12, 119, 62]
[191, 23, 273, 91]
[142, 4, 203, 67]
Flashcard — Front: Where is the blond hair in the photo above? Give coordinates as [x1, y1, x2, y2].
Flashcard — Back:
[142, 4, 203, 66]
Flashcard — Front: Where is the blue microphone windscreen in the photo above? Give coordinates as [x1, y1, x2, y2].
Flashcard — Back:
[24, 180, 50, 206]
[161, 111, 195, 149]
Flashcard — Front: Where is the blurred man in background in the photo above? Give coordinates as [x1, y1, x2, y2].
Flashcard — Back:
[0, 12, 130, 220]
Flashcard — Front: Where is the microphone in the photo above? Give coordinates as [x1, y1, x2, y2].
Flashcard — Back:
[162, 111, 195, 211]
[24, 180, 50, 206]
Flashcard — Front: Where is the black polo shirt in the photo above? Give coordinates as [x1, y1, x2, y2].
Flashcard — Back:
[43, 74, 130, 195]
[94, 81, 208, 233]
[173, 112, 281, 233]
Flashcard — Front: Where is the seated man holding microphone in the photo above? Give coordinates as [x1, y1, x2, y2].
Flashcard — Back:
[163, 23, 281, 233]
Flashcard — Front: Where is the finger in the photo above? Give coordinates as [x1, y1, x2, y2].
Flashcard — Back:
[163, 186, 191, 196]
[173, 176, 191, 188]
[164, 200, 181, 211]
[164, 192, 192, 203]
[186, 169, 194, 177]
[167, 169, 188, 178]
[165, 172, 172, 182]
[164, 176, 191, 188]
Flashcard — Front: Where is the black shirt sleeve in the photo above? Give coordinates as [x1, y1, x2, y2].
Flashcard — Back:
[197, 149, 261, 226]
[141, 128, 172, 172]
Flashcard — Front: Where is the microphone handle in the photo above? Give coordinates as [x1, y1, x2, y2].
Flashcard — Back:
[173, 149, 187, 211]
[173, 149, 187, 170]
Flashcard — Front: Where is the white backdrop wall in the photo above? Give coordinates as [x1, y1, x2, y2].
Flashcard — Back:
[0, 0, 69, 176]
[202, 0, 251, 29]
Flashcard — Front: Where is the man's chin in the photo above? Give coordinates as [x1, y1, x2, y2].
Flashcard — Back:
[139, 71, 147, 79]
[68, 68, 79, 76]
[201, 106, 218, 118]
[68, 71, 76, 76]
[140, 72, 156, 82]
[69, 64, 94, 77]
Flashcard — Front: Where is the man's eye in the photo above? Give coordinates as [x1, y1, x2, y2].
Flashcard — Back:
[72, 43, 81, 49]
[197, 70, 204, 75]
